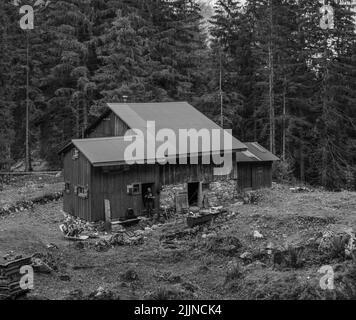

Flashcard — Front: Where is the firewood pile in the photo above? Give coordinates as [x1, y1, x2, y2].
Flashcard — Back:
[0, 256, 32, 300]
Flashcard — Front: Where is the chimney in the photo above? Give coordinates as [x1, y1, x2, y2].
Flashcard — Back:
[122, 95, 128, 103]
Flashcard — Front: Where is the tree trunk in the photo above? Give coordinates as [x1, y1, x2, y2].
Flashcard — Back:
[76, 104, 80, 138]
[25, 31, 32, 172]
[282, 78, 286, 161]
[300, 140, 305, 183]
[83, 99, 88, 138]
[268, 0, 275, 154]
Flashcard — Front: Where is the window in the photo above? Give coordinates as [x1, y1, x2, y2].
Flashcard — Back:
[132, 183, 141, 195]
[72, 148, 79, 160]
[76, 185, 88, 199]
[127, 183, 141, 195]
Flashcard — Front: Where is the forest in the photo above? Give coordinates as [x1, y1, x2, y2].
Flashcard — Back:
[0, 0, 355, 190]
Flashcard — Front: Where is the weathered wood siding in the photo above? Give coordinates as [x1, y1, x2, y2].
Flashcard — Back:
[159, 160, 238, 185]
[89, 158, 237, 221]
[63, 150, 92, 220]
[63, 149, 241, 222]
[90, 164, 160, 221]
[86, 112, 130, 138]
[237, 162, 272, 191]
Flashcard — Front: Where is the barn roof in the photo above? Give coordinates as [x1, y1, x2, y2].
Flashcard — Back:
[107, 102, 229, 134]
[236, 142, 279, 162]
[60, 102, 248, 163]
[86, 102, 240, 138]
[72, 135, 245, 167]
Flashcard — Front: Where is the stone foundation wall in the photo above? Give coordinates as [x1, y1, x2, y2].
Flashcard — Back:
[159, 179, 238, 210]
[159, 183, 186, 209]
[203, 180, 238, 207]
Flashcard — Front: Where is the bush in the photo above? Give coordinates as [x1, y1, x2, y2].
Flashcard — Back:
[148, 285, 192, 300]
[121, 269, 139, 282]
[272, 160, 294, 183]
[286, 246, 305, 269]
[273, 246, 304, 269]
[224, 261, 243, 284]
[329, 236, 348, 260]
[252, 275, 324, 300]
[242, 190, 264, 204]
[205, 235, 242, 256]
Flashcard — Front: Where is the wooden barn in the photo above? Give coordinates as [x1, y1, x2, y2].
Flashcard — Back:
[236, 142, 279, 191]
[59, 102, 248, 222]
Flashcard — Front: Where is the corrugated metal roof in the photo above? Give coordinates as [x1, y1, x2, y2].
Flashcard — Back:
[236, 142, 279, 162]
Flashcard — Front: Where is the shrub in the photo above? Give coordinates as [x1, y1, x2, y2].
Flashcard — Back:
[273, 246, 304, 269]
[286, 246, 305, 269]
[272, 160, 294, 183]
[329, 236, 348, 260]
[224, 261, 243, 284]
[121, 269, 139, 282]
[148, 286, 191, 300]
[242, 190, 264, 205]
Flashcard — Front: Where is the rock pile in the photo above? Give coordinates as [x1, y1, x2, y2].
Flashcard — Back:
[318, 226, 355, 259]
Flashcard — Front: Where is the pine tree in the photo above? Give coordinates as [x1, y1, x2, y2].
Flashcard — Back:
[148, 0, 208, 101]
[39, 0, 95, 161]
[93, 3, 153, 105]
[309, 0, 356, 189]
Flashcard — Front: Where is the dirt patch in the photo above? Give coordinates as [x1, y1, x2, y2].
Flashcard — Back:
[1, 182, 356, 300]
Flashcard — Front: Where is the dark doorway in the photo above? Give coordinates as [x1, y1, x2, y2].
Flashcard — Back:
[188, 182, 200, 206]
[142, 183, 155, 214]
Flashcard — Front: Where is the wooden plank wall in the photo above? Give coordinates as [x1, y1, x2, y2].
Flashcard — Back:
[237, 163, 252, 191]
[237, 162, 273, 191]
[87, 112, 129, 138]
[90, 160, 237, 221]
[63, 151, 91, 220]
[90, 164, 159, 221]
[159, 154, 238, 186]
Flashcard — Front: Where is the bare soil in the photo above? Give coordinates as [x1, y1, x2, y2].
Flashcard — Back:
[1, 179, 356, 300]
